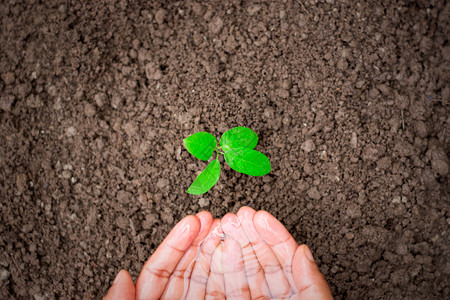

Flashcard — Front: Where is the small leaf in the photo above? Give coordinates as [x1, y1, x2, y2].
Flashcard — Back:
[183, 132, 217, 161]
[187, 159, 221, 195]
[224, 148, 271, 176]
[220, 127, 258, 152]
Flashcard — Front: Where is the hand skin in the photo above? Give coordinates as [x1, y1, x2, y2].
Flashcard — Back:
[103, 207, 333, 300]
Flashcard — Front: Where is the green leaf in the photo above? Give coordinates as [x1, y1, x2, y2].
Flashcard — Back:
[220, 127, 258, 152]
[183, 132, 217, 161]
[224, 148, 271, 176]
[187, 159, 221, 195]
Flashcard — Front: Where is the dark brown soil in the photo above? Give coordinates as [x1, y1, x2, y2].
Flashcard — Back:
[1, 0, 449, 299]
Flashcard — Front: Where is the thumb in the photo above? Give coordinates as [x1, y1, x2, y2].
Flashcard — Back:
[293, 245, 333, 300]
[103, 270, 135, 300]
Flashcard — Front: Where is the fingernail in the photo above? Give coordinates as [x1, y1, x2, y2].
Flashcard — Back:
[113, 270, 123, 285]
[304, 245, 315, 263]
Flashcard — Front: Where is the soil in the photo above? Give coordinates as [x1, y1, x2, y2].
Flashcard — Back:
[0, 0, 449, 299]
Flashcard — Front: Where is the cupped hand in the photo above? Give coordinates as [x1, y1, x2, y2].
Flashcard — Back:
[103, 207, 332, 300]
[220, 207, 332, 300]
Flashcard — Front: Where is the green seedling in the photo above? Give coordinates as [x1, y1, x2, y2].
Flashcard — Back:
[183, 127, 271, 195]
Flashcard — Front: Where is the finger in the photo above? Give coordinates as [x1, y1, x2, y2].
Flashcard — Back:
[185, 219, 223, 299]
[136, 215, 201, 300]
[103, 270, 135, 300]
[237, 207, 292, 298]
[221, 213, 271, 299]
[254, 210, 299, 293]
[205, 242, 226, 300]
[292, 245, 333, 300]
[161, 211, 213, 299]
[222, 237, 251, 300]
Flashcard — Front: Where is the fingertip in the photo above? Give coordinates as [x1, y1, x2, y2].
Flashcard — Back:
[193, 211, 214, 243]
[184, 214, 202, 227]
[253, 210, 273, 226]
[236, 207, 256, 230]
[162, 214, 202, 253]
[171, 215, 201, 238]
[208, 218, 223, 234]
[103, 270, 135, 300]
[254, 210, 290, 245]
[220, 213, 241, 233]
[196, 210, 213, 223]
[293, 245, 333, 300]
[118, 270, 135, 289]
[253, 210, 267, 228]
[220, 212, 236, 224]
[237, 207, 261, 243]
[237, 206, 256, 216]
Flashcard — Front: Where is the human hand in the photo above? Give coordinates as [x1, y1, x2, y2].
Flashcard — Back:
[219, 207, 332, 300]
[103, 207, 332, 299]
[104, 211, 217, 300]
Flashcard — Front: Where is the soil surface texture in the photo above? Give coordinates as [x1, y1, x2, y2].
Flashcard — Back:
[1, 0, 449, 299]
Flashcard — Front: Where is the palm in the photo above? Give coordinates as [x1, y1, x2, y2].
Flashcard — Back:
[131, 207, 332, 300]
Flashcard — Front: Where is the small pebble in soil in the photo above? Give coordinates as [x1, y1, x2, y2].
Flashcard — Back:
[0, 269, 10, 281]
[392, 196, 401, 204]
[280, 79, 292, 90]
[247, 4, 261, 16]
[142, 214, 158, 230]
[160, 208, 174, 224]
[63, 164, 73, 170]
[345, 233, 355, 240]
[94, 92, 106, 107]
[277, 88, 290, 99]
[84, 103, 96, 117]
[346, 203, 362, 218]
[111, 94, 122, 109]
[356, 80, 365, 89]
[307, 187, 321, 200]
[377, 156, 392, 170]
[116, 216, 129, 230]
[123, 121, 139, 136]
[66, 126, 77, 136]
[145, 63, 163, 80]
[209, 16, 223, 34]
[117, 190, 132, 204]
[198, 198, 210, 208]
[0, 95, 14, 111]
[362, 145, 379, 162]
[350, 132, 357, 148]
[155, 8, 166, 25]
[301, 139, 316, 153]
[1, 72, 15, 85]
[157, 178, 170, 189]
